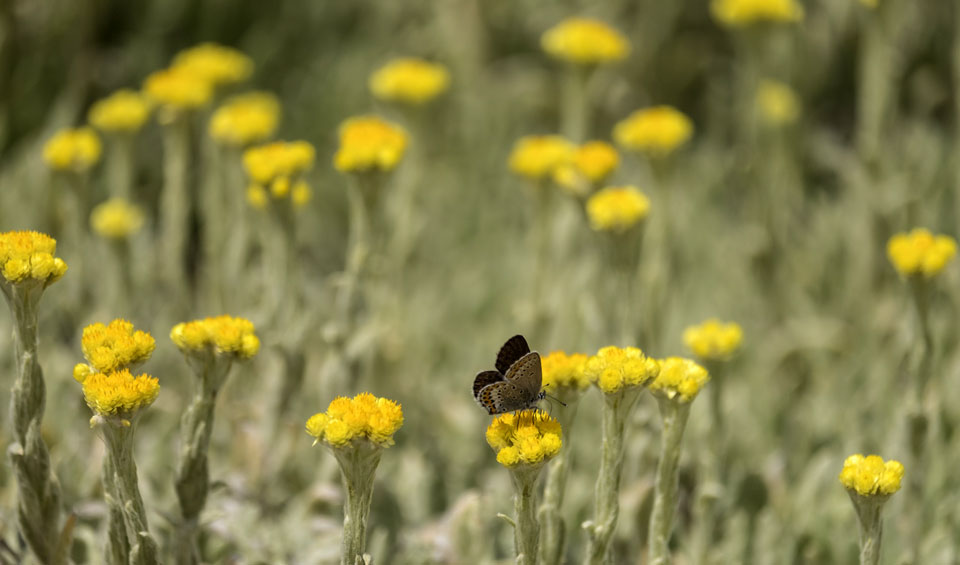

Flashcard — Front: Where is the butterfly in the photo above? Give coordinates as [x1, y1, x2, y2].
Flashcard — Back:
[473, 334, 546, 415]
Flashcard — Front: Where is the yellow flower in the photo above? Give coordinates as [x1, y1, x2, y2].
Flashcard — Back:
[683, 319, 743, 361]
[541, 351, 591, 391]
[584, 346, 660, 394]
[246, 184, 268, 210]
[90, 198, 145, 239]
[757, 80, 800, 126]
[306, 393, 404, 448]
[586, 186, 651, 233]
[508, 135, 575, 181]
[209, 92, 280, 147]
[0, 231, 68, 286]
[143, 67, 213, 113]
[485, 410, 562, 468]
[291, 181, 312, 208]
[541, 17, 630, 65]
[369, 58, 450, 105]
[171, 43, 253, 86]
[43, 127, 102, 173]
[650, 357, 709, 402]
[333, 115, 408, 173]
[839, 454, 904, 497]
[613, 106, 693, 157]
[170, 315, 260, 360]
[88, 90, 151, 133]
[82, 368, 159, 418]
[887, 228, 957, 278]
[81, 319, 156, 374]
[243, 140, 315, 206]
[711, 0, 805, 27]
[554, 141, 620, 194]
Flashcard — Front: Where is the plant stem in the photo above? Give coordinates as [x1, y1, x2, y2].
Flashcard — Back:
[538, 399, 580, 565]
[693, 363, 725, 565]
[561, 65, 590, 143]
[849, 493, 886, 565]
[108, 134, 135, 199]
[649, 399, 692, 565]
[160, 117, 191, 298]
[334, 442, 383, 565]
[511, 466, 541, 565]
[102, 453, 130, 565]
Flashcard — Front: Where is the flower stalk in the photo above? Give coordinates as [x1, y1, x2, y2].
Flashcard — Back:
[537, 400, 579, 565]
[336, 441, 383, 565]
[160, 116, 191, 294]
[511, 465, 542, 565]
[648, 399, 691, 565]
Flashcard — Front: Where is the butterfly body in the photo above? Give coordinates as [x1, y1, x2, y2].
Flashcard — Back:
[473, 335, 546, 415]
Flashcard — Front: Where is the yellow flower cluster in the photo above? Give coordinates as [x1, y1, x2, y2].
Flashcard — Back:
[170, 315, 260, 360]
[43, 127, 102, 173]
[88, 90, 151, 133]
[683, 319, 743, 361]
[369, 58, 450, 105]
[839, 454, 904, 497]
[541, 17, 630, 65]
[243, 140, 315, 208]
[171, 42, 253, 86]
[554, 141, 620, 194]
[508, 135, 575, 181]
[757, 80, 800, 126]
[210, 92, 280, 147]
[143, 67, 213, 112]
[78, 319, 156, 376]
[485, 410, 562, 468]
[333, 115, 408, 173]
[90, 198, 145, 239]
[584, 346, 660, 394]
[541, 351, 591, 391]
[711, 0, 805, 27]
[649, 357, 710, 402]
[586, 186, 651, 233]
[82, 368, 159, 418]
[887, 228, 957, 278]
[0, 231, 68, 286]
[613, 106, 693, 157]
[306, 393, 404, 448]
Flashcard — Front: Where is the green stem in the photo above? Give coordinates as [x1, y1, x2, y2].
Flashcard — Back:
[538, 398, 580, 565]
[102, 420, 160, 565]
[649, 399, 692, 565]
[561, 65, 590, 143]
[693, 363, 725, 565]
[160, 117, 191, 295]
[102, 452, 131, 565]
[108, 134, 135, 199]
[511, 466, 541, 565]
[849, 493, 887, 565]
[334, 442, 383, 565]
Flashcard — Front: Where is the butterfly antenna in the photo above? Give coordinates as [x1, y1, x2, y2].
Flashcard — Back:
[544, 392, 567, 408]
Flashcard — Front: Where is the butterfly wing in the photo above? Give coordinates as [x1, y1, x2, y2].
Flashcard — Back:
[503, 351, 542, 397]
[473, 370, 504, 400]
[495, 335, 531, 375]
[476, 381, 531, 415]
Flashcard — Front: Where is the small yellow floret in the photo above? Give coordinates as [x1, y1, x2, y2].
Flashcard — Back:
[683, 319, 743, 361]
[81, 319, 156, 374]
[650, 357, 710, 402]
[306, 393, 404, 448]
[887, 228, 957, 278]
[369, 58, 450, 105]
[485, 410, 562, 468]
[0, 231, 67, 285]
[613, 106, 693, 157]
[90, 198, 145, 239]
[171, 43, 253, 86]
[143, 67, 213, 112]
[209, 92, 280, 147]
[839, 454, 904, 497]
[246, 185, 268, 210]
[757, 80, 800, 126]
[541, 351, 591, 391]
[508, 135, 575, 181]
[88, 90, 151, 133]
[73, 363, 92, 384]
[554, 141, 620, 194]
[292, 181, 312, 208]
[333, 115, 408, 173]
[584, 346, 659, 394]
[586, 186, 650, 233]
[170, 315, 260, 360]
[82, 368, 159, 417]
[711, 0, 805, 27]
[243, 140, 315, 187]
[43, 127, 102, 173]
[541, 18, 630, 65]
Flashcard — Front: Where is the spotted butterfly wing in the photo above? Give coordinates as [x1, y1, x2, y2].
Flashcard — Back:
[473, 370, 504, 401]
[503, 351, 543, 397]
[476, 381, 533, 415]
[495, 335, 531, 375]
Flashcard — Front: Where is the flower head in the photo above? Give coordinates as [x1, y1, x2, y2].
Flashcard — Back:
[586, 186, 650, 233]
[143, 67, 213, 115]
[43, 127, 101, 173]
[650, 357, 709, 402]
[306, 393, 404, 448]
[757, 80, 800, 126]
[839, 454, 904, 497]
[614, 106, 693, 157]
[508, 135, 575, 181]
[171, 43, 253, 86]
[243, 140, 315, 206]
[584, 346, 660, 394]
[79, 319, 155, 376]
[887, 228, 957, 278]
[485, 410, 562, 468]
[541, 351, 591, 391]
[82, 368, 159, 418]
[369, 58, 450, 105]
[0, 231, 68, 286]
[170, 315, 260, 360]
[683, 319, 743, 361]
[712, 0, 805, 27]
[90, 198, 145, 239]
[334, 115, 408, 174]
[541, 18, 630, 65]
[210, 92, 280, 147]
[554, 141, 620, 194]
[88, 90, 151, 134]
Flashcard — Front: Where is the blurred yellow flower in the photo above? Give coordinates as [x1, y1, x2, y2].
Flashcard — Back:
[291, 180, 312, 208]
[143, 67, 213, 113]
[586, 186, 650, 233]
[887, 228, 957, 278]
[334, 115, 408, 173]
[541, 351, 591, 391]
[757, 80, 800, 126]
[369, 58, 450, 105]
[485, 410, 562, 468]
[172, 42, 253, 86]
[0, 231, 67, 286]
[246, 184, 269, 210]
[508, 135, 575, 181]
[88, 90, 151, 133]
[839, 454, 904, 497]
[613, 106, 693, 157]
[82, 368, 159, 418]
[43, 127, 101, 173]
[683, 319, 743, 361]
[170, 315, 260, 360]
[650, 357, 709, 402]
[90, 198, 145, 239]
[541, 17, 630, 65]
[209, 92, 280, 147]
[712, 0, 805, 27]
[584, 346, 660, 394]
[306, 393, 404, 448]
[243, 140, 315, 207]
[80, 319, 155, 375]
[554, 141, 620, 194]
